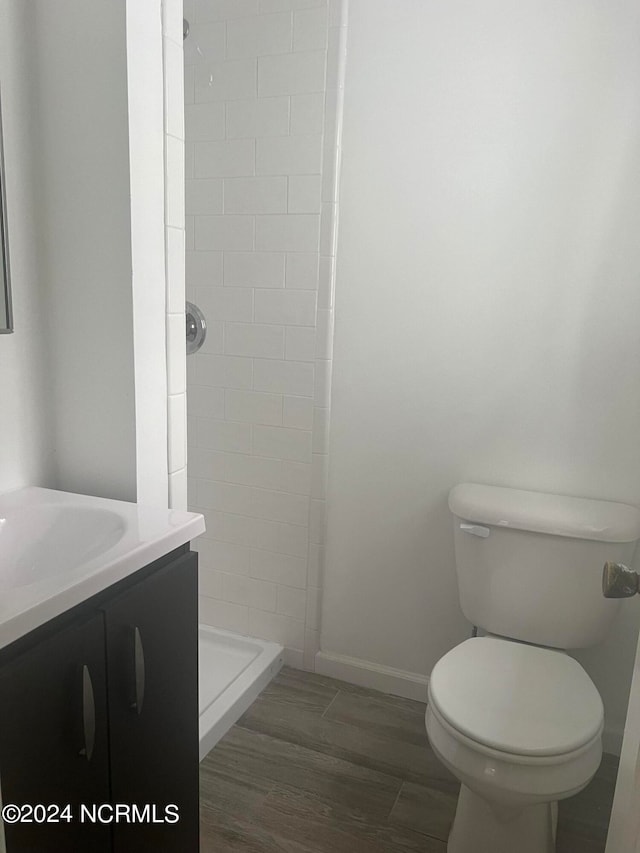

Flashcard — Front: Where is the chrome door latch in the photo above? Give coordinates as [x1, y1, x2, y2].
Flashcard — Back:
[186, 302, 207, 355]
[602, 561, 640, 598]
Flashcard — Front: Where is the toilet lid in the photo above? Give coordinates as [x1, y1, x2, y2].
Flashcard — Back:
[428, 637, 604, 757]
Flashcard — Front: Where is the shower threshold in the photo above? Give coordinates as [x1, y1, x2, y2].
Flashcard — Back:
[198, 624, 284, 761]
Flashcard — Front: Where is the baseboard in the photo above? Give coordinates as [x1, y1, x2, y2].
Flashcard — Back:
[314, 650, 429, 702]
[602, 726, 623, 758]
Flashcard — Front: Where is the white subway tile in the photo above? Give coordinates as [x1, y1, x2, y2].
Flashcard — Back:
[224, 251, 285, 288]
[321, 132, 338, 202]
[193, 507, 227, 542]
[307, 543, 323, 587]
[186, 250, 223, 287]
[199, 320, 224, 354]
[164, 38, 185, 139]
[184, 21, 225, 64]
[227, 13, 293, 59]
[256, 135, 322, 175]
[224, 574, 277, 611]
[317, 255, 333, 307]
[254, 358, 314, 396]
[184, 64, 195, 105]
[185, 103, 225, 140]
[166, 228, 186, 314]
[186, 216, 195, 250]
[225, 322, 285, 358]
[187, 445, 226, 477]
[293, 7, 328, 51]
[193, 354, 253, 388]
[283, 395, 314, 429]
[195, 60, 257, 102]
[198, 480, 254, 514]
[169, 468, 188, 510]
[311, 452, 328, 498]
[195, 0, 259, 21]
[256, 215, 320, 252]
[248, 609, 304, 649]
[168, 393, 187, 472]
[165, 135, 185, 228]
[197, 418, 252, 453]
[255, 289, 317, 325]
[224, 453, 283, 489]
[285, 326, 316, 361]
[198, 321, 224, 355]
[277, 521, 309, 557]
[167, 313, 187, 395]
[194, 139, 255, 177]
[290, 93, 324, 134]
[259, 0, 326, 13]
[312, 406, 329, 453]
[310, 498, 325, 543]
[225, 389, 283, 425]
[314, 359, 331, 406]
[200, 540, 252, 575]
[188, 475, 197, 506]
[281, 460, 313, 495]
[224, 177, 287, 214]
[195, 286, 253, 321]
[199, 596, 249, 634]
[226, 97, 290, 139]
[258, 51, 326, 97]
[251, 488, 309, 525]
[305, 586, 321, 629]
[199, 567, 224, 599]
[254, 425, 312, 462]
[288, 175, 322, 213]
[250, 550, 307, 588]
[286, 252, 319, 289]
[185, 179, 223, 215]
[277, 585, 307, 620]
[195, 215, 254, 250]
[328, 0, 345, 27]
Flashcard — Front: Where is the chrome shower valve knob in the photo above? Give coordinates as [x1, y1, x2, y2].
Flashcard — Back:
[602, 561, 640, 598]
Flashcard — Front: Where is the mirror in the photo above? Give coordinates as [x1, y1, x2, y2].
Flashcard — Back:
[0, 90, 13, 333]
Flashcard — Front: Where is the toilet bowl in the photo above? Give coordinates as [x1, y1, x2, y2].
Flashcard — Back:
[425, 636, 604, 853]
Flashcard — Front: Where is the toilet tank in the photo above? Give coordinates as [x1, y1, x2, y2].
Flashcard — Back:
[449, 483, 640, 649]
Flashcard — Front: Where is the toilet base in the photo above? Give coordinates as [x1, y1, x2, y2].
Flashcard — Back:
[448, 785, 557, 853]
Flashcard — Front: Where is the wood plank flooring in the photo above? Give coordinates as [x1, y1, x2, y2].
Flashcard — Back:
[199, 667, 618, 853]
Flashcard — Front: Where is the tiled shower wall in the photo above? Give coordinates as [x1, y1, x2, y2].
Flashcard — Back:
[184, 0, 347, 667]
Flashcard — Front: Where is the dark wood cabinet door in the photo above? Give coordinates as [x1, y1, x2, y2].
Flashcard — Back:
[103, 552, 199, 853]
[0, 612, 111, 853]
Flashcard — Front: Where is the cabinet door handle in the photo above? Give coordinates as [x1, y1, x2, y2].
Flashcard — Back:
[131, 626, 145, 715]
[80, 664, 96, 762]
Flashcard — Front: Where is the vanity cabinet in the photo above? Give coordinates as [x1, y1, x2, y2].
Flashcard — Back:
[0, 547, 199, 853]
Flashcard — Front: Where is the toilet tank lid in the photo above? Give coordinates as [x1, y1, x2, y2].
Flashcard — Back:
[449, 483, 640, 543]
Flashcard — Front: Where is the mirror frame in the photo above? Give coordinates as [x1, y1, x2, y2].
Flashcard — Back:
[0, 89, 13, 334]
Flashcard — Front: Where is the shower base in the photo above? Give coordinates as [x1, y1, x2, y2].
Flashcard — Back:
[198, 624, 283, 761]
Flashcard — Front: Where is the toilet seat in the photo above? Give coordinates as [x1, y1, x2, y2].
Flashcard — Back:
[428, 637, 604, 758]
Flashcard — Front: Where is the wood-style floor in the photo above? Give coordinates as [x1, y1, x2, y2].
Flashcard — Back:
[199, 667, 618, 852]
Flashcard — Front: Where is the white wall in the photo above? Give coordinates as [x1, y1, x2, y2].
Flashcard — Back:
[322, 0, 640, 750]
[0, 0, 54, 494]
[184, 0, 347, 666]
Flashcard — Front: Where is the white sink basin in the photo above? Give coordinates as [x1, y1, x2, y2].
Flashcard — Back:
[0, 487, 205, 649]
[0, 505, 126, 589]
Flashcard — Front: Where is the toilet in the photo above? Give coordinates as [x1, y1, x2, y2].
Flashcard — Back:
[426, 483, 640, 853]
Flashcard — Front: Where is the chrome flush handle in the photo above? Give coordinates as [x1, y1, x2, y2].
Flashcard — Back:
[602, 561, 640, 598]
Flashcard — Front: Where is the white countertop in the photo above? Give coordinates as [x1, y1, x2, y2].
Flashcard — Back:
[0, 487, 205, 651]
